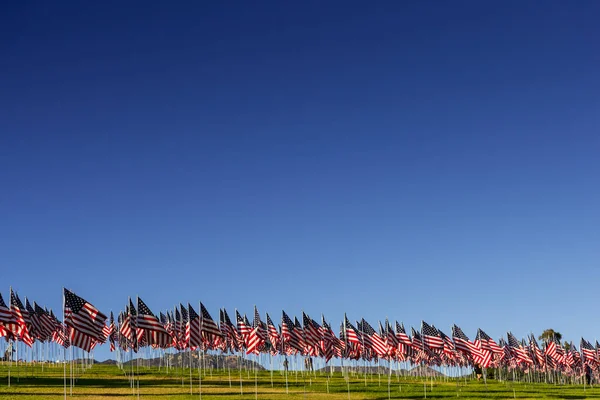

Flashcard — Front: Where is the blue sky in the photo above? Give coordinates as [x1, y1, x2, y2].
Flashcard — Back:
[1, 1, 599, 360]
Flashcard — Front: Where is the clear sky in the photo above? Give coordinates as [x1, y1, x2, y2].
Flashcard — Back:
[1, 1, 599, 361]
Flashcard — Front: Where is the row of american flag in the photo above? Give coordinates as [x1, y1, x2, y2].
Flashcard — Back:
[1, 288, 597, 374]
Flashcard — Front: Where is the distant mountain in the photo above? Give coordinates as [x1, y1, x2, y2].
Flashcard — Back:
[317, 365, 404, 374]
[100, 353, 264, 370]
[408, 365, 445, 377]
[97, 359, 117, 365]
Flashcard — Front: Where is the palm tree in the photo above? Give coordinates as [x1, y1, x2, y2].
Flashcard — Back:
[538, 329, 562, 344]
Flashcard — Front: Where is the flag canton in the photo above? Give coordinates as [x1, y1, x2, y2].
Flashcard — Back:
[253, 307, 262, 328]
[302, 312, 314, 329]
[396, 321, 406, 334]
[581, 338, 594, 350]
[0, 293, 7, 308]
[200, 303, 214, 322]
[223, 309, 233, 326]
[421, 321, 439, 337]
[477, 329, 492, 341]
[360, 319, 377, 336]
[34, 302, 47, 316]
[452, 325, 470, 341]
[236, 310, 245, 324]
[180, 304, 188, 322]
[128, 299, 137, 316]
[507, 332, 520, 348]
[64, 289, 85, 314]
[282, 311, 294, 328]
[26, 298, 34, 314]
[411, 327, 422, 340]
[188, 304, 199, 321]
[137, 298, 155, 317]
[344, 316, 358, 333]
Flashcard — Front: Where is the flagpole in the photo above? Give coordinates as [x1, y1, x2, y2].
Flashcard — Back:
[188, 304, 193, 396]
[62, 287, 66, 400]
[136, 296, 140, 400]
[198, 301, 202, 400]
[282, 314, 288, 395]
[342, 317, 350, 400]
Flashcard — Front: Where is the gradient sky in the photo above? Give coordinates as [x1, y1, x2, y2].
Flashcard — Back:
[1, 1, 599, 361]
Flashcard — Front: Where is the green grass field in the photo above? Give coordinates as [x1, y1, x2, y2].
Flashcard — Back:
[0, 363, 597, 399]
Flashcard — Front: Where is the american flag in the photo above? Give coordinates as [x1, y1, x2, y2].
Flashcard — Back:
[200, 302, 222, 339]
[221, 308, 240, 352]
[321, 316, 337, 362]
[343, 314, 360, 345]
[529, 334, 544, 366]
[52, 322, 70, 348]
[187, 303, 202, 348]
[69, 325, 95, 351]
[302, 312, 321, 348]
[11, 290, 34, 346]
[136, 297, 171, 348]
[128, 298, 137, 329]
[34, 302, 56, 340]
[236, 310, 251, 341]
[544, 337, 559, 361]
[477, 329, 503, 353]
[0, 293, 16, 340]
[437, 327, 455, 356]
[108, 312, 117, 352]
[0, 293, 13, 325]
[265, 313, 280, 354]
[173, 307, 183, 348]
[63, 289, 106, 351]
[411, 327, 422, 348]
[411, 328, 428, 362]
[304, 315, 322, 356]
[564, 342, 576, 367]
[395, 321, 412, 357]
[507, 332, 532, 365]
[119, 305, 134, 342]
[581, 338, 597, 366]
[359, 318, 388, 356]
[281, 311, 303, 352]
[452, 324, 477, 355]
[384, 319, 398, 351]
[421, 321, 443, 349]
[179, 304, 189, 349]
[124, 300, 138, 351]
[293, 317, 307, 351]
[246, 306, 265, 355]
[26, 299, 44, 340]
[473, 329, 494, 367]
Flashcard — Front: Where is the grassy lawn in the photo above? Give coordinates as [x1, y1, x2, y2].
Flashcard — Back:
[0, 363, 598, 399]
